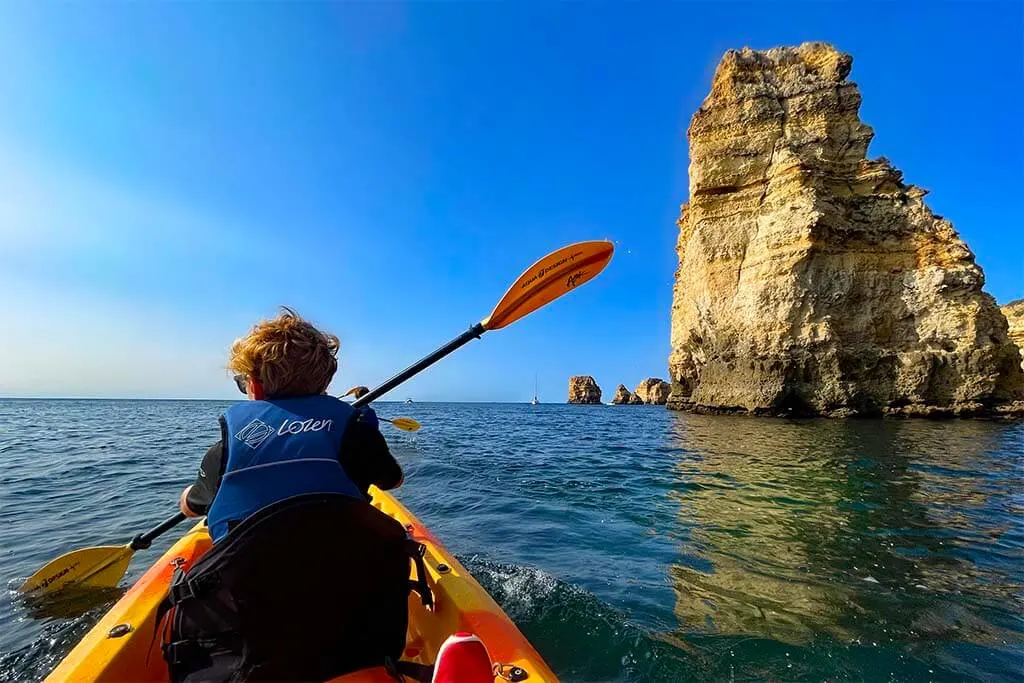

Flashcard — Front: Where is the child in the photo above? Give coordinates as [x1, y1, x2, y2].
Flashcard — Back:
[178, 307, 402, 541]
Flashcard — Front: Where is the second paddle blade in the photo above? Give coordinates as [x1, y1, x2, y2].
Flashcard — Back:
[19, 545, 133, 596]
[388, 417, 422, 432]
[481, 240, 614, 331]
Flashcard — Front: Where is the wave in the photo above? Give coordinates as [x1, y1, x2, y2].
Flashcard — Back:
[463, 556, 698, 682]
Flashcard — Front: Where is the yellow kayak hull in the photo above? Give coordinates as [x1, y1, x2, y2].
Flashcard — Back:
[45, 489, 557, 682]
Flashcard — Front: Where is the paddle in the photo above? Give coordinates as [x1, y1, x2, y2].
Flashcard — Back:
[383, 417, 421, 432]
[19, 240, 614, 597]
[19, 513, 189, 595]
[349, 240, 615, 406]
[19, 417, 420, 595]
[341, 386, 421, 432]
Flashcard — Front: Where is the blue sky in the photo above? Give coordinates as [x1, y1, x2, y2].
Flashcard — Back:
[0, 2, 1021, 400]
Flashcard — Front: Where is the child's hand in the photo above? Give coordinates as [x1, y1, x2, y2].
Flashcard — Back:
[356, 407, 380, 429]
[342, 385, 370, 399]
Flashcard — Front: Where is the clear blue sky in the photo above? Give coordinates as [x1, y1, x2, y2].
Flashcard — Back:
[1, 2, 1021, 400]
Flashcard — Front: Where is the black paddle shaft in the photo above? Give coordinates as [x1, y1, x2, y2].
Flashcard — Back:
[130, 512, 188, 550]
[352, 323, 485, 407]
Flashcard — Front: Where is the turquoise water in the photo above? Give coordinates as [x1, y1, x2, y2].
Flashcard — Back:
[1, 399, 1022, 681]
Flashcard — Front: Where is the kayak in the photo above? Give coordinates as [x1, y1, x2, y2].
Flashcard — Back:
[45, 489, 557, 682]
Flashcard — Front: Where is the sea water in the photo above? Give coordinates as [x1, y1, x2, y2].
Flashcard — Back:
[1, 399, 1021, 681]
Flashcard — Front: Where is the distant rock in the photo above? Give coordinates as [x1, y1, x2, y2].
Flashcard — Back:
[612, 384, 634, 404]
[634, 378, 671, 405]
[628, 392, 644, 405]
[1002, 300, 1024, 370]
[568, 376, 602, 404]
[667, 42, 1024, 417]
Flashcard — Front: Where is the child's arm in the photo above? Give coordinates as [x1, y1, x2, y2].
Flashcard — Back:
[339, 408, 404, 494]
[179, 441, 224, 517]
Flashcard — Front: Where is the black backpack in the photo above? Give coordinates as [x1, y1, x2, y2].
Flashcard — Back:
[159, 493, 432, 682]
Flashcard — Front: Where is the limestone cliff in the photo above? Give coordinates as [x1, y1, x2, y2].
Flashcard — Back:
[612, 384, 634, 404]
[568, 376, 602, 404]
[634, 378, 671, 405]
[1002, 300, 1024, 370]
[668, 42, 1024, 417]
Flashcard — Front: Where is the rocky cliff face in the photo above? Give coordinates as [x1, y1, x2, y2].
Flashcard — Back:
[668, 42, 1024, 417]
[634, 378, 671, 405]
[612, 384, 634, 404]
[1002, 300, 1024, 370]
[568, 376, 602, 404]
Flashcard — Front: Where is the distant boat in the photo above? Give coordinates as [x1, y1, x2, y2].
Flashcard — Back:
[531, 374, 539, 405]
[405, 398, 413, 404]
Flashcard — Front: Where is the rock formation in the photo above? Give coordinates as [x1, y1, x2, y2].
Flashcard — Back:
[628, 392, 644, 405]
[634, 378, 671, 405]
[612, 384, 634, 404]
[568, 376, 602, 404]
[667, 42, 1024, 417]
[1002, 300, 1024, 370]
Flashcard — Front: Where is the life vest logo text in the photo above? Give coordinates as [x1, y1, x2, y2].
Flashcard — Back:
[277, 418, 333, 435]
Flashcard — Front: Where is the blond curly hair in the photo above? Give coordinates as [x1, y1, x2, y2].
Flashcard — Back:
[228, 307, 340, 398]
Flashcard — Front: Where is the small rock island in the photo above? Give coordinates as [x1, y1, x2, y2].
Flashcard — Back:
[568, 376, 602, 404]
[612, 384, 634, 404]
[599, 379, 673, 405]
[666, 42, 1024, 418]
[633, 378, 671, 405]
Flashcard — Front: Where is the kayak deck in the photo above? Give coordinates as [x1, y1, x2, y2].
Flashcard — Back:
[45, 489, 556, 682]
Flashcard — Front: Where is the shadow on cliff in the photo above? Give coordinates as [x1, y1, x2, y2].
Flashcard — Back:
[664, 413, 1023, 654]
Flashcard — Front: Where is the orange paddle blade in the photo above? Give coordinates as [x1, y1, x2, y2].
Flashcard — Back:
[481, 240, 614, 331]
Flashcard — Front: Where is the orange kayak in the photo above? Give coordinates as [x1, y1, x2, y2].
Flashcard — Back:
[45, 489, 557, 682]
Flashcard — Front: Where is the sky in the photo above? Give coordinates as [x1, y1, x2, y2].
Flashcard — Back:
[0, 2, 1021, 401]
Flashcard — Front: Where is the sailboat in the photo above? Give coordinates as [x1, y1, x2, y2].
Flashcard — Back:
[531, 374, 539, 405]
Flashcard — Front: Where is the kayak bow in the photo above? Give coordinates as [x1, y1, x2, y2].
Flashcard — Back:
[45, 489, 557, 683]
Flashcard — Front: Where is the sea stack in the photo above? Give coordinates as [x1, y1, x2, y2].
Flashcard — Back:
[568, 376, 602, 404]
[633, 378, 671, 405]
[667, 42, 1024, 417]
[612, 384, 634, 404]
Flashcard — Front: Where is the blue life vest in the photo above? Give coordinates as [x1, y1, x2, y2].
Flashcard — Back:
[207, 395, 362, 542]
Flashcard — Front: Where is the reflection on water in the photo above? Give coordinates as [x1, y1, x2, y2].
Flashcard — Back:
[19, 587, 125, 622]
[667, 415, 1023, 658]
